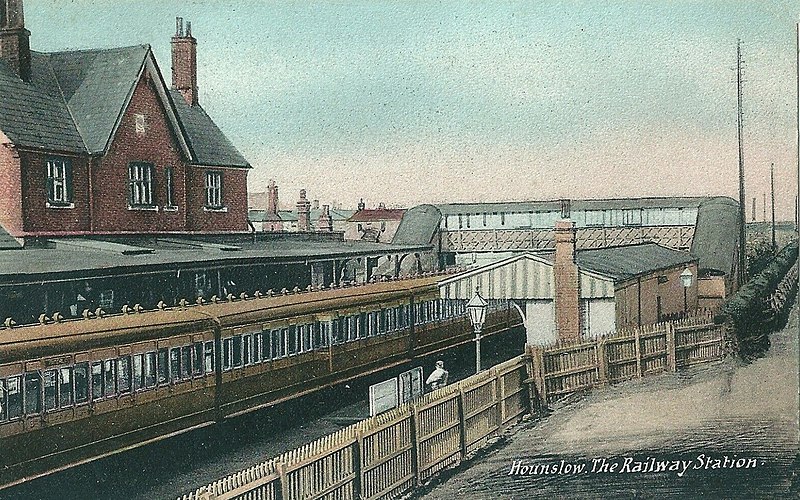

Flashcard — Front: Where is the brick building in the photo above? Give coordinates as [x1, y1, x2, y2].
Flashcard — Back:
[0, 5, 250, 242]
[345, 202, 406, 243]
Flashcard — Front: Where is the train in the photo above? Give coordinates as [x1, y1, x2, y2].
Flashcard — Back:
[0, 274, 522, 490]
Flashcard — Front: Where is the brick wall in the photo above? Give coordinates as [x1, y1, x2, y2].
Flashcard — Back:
[185, 165, 249, 232]
[20, 150, 91, 233]
[554, 220, 580, 340]
[93, 74, 188, 232]
[615, 262, 699, 328]
[0, 142, 23, 234]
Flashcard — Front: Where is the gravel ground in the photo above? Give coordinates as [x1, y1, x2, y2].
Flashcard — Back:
[418, 302, 799, 499]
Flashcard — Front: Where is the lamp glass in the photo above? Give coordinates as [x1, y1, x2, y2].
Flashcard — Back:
[680, 268, 694, 288]
[466, 289, 488, 334]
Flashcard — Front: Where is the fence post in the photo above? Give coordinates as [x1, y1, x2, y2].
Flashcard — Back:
[277, 461, 288, 500]
[634, 327, 642, 378]
[458, 386, 468, 460]
[410, 405, 421, 487]
[354, 431, 363, 500]
[666, 322, 677, 372]
[534, 346, 548, 407]
[596, 337, 608, 387]
[494, 366, 504, 427]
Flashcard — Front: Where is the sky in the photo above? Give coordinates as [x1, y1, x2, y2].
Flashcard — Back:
[25, 0, 800, 219]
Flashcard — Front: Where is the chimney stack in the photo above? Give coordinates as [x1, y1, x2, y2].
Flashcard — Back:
[357, 198, 365, 211]
[317, 205, 333, 232]
[171, 17, 198, 105]
[297, 189, 311, 231]
[0, 0, 31, 81]
[553, 219, 580, 341]
[267, 179, 279, 214]
[312, 199, 320, 211]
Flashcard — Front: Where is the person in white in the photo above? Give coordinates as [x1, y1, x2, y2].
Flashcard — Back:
[425, 360, 449, 391]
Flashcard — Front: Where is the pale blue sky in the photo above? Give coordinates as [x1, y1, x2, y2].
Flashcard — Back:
[25, 1, 799, 217]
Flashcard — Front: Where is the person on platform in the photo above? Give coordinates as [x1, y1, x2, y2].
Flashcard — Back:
[426, 360, 449, 391]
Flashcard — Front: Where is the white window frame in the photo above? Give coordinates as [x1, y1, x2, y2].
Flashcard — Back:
[164, 167, 177, 211]
[46, 158, 72, 207]
[204, 171, 224, 210]
[128, 162, 154, 208]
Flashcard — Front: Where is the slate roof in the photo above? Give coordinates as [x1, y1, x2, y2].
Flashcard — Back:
[0, 45, 248, 168]
[169, 89, 249, 167]
[572, 243, 697, 282]
[348, 209, 406, 222]
[691, 197, 739, 275]
[393, 204, 442, 246]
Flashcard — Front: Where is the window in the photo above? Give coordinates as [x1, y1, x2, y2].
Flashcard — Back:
[59, 367, 73, 408]
[157, 348, 169, 385]
[103, 359, 116, 396]
[193, 343, 203, 376]
[46, 158, 73, 206]
[135, 113, 147, 136]
[164, 167, 176, 209]
[145, 352, 158, 388]
[43, 370, 58, 411]
[204, 342, 215, 373]
[91, 362, 103, 399]
[205, 171, 223, 209]
[74, 363, 89, 403]
[25, 372, 42, 414]
[128, 162, 154, 207]
[6, 376, 22, 419]
[133, 354, 144, 391]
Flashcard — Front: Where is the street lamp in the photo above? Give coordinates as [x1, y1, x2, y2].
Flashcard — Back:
[680, 267, 694, 315]
[467, 288, 488, 373]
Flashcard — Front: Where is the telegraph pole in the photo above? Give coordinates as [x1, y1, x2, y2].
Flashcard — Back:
[770, 162, 776, 250]
[737, 40, 746, 286]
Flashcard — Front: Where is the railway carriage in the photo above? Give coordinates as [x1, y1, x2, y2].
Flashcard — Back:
[0, 275, 521, 489]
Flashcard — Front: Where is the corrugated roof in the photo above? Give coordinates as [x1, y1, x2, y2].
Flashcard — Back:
[169, 89, 249, 168]
[393, 204, 441, 246]
[691, 197, 739, 275]
[573, 243, 697, 281]
[436, 196, 713, 215]
[348, 209, 406, 222]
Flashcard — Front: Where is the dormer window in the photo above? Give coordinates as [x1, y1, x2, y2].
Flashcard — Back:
[46, 158, 73, 207]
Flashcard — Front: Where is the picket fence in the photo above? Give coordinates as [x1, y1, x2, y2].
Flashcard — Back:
[179, 314, 724, 500]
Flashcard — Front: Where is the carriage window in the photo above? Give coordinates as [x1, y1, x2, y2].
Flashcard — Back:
[288, 326, 299, 355]
[260, 332, 271, 361]
[91, 362, 103, 399]
[170, 348, 181, 381]
[0, 379, 6, 421]
[181, 346, 192, 379]
[223, 338, 233, 371]
[204, 341, 214, 373]
[302, 324, 313, 352]
[243, 335, 252, 365]
[232, 335, 243, 367]
[253, 334, 262, 362]
[43, 370, 58, 411]
[145, 352, 157, 388]
[193, 343, 203, 376]
[25, 372, 42, 415]
[157, 348, 169, 385]
[272, 329, 287, 358]
[380, 309, 387, 333]
[6, 376, 22, 419]
[117, 356, 131, 393]
[103, 359, 116, 396]
[74, 364, 89, 403]
[133, 354, 144, 391]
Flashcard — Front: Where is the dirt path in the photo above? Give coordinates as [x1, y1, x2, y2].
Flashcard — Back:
[419, 303, 799, 499]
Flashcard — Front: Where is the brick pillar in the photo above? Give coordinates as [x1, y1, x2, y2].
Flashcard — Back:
[267, 179, 278, 214]
[317, 204, 333, 232]
[554, 219, 580, 341]
[171, 17, 198, 105]
[0, 0, 31, 81]
[297, 189, 311, 231]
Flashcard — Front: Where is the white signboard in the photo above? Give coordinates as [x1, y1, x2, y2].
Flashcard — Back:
[369, 378, 398, 417]
[398, 367, 424, 404]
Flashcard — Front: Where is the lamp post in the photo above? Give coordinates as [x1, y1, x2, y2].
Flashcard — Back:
[680, 267, 694, 315]
[467, 288, 488, 373]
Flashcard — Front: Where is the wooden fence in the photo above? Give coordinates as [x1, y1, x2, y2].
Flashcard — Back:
[180, 356, 528, 500]
[528, 311, 725, 403]
[179, 314, 724, 500]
